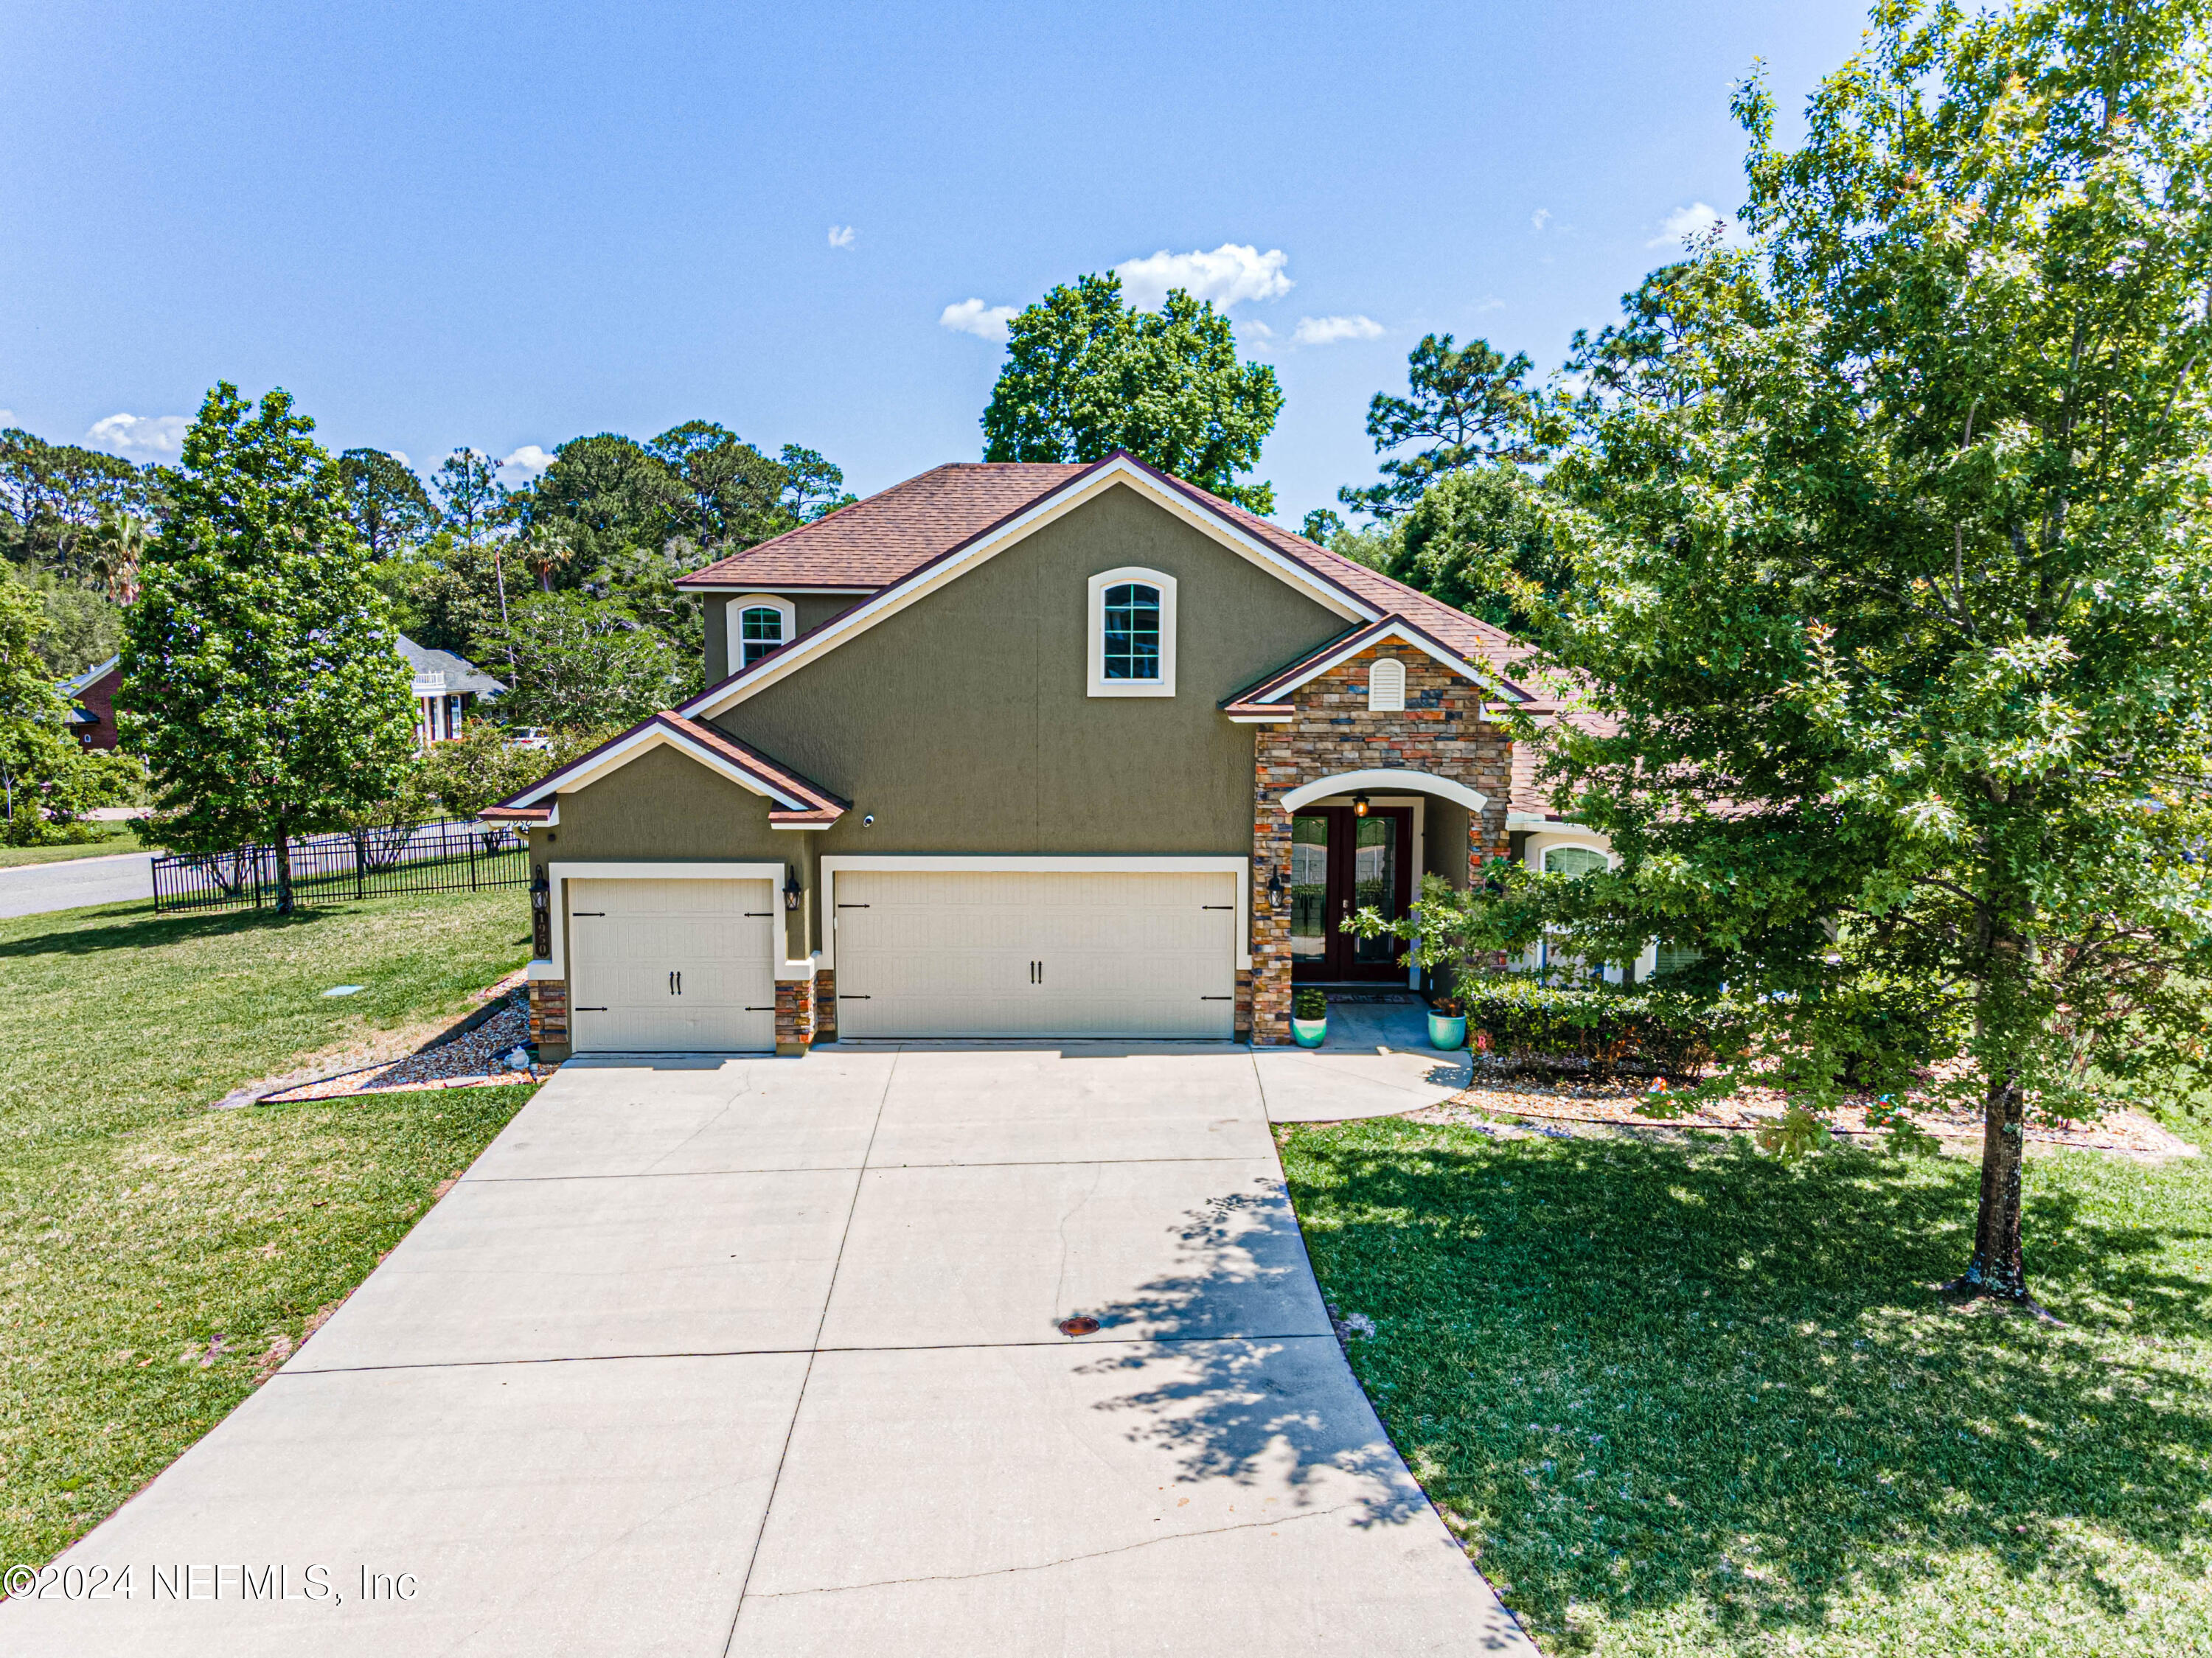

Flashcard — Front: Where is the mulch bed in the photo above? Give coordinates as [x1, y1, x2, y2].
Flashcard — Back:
[1427, 1062, 2197, 1157]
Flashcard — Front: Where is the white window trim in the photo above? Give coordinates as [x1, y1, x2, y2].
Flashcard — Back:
[544, 860, 793, 984]
[818, 854, 1248, 971]
[1087, 566, 1177, 697]
[726, 594, 797, 675]
[1279, 768, 1487, 815]
[1520, 829, 1639, 983]
[1368, 656, 1405, 712]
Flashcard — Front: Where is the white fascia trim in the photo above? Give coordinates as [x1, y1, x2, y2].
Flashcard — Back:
[818, 853, 1251, 972]
[1254, 621, 1513, 705]
[1087, 565, 1177, 697]
[1507, 811, 1585, 832]
[770, 820, 835, 830]
[726, 595, 797, 675]
[688, 584, 877, 593]
[684, 458, 1372, 720]
[546, 860, 787, 980]
[1279, 769, 1489, 815]
[1225, 711, 1294, 724]
[509, 725, 807, 812]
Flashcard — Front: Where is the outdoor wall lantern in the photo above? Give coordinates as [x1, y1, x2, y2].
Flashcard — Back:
[529, 866, 552, 958]
[1267, 868, 1284, 905]
[1352, 793, 1371, 818]
[783, 867, 802, 911]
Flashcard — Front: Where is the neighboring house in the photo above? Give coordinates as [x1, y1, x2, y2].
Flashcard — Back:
[62, 656, 123, 750]
[485, 453, 1545, 1059]
[398, 635, 503, 748]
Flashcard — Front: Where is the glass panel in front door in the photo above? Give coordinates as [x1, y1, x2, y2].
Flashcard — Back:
[1350, 815, 1400, 966]
[1290, 814, 1330, 961]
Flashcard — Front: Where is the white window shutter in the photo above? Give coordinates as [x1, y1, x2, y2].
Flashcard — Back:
[1368, 657, 1405, 712]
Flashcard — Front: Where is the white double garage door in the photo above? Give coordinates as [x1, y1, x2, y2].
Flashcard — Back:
[566, 867, 1239, 1051]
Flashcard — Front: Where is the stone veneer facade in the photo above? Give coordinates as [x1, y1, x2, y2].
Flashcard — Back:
[1248, 646, 1512, 1046]
[526, 978, 568, 1052]
[775, 975, 816, 1056]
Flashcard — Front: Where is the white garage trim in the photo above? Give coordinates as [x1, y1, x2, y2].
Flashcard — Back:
[548, 861, 789, 980]
[1279, 768, 1489, 815]
[818, 854, 1251, 971]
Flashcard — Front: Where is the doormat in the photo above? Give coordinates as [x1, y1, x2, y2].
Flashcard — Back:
[1310, 990, 1422, 1005]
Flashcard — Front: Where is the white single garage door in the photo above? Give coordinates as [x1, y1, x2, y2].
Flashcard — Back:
[567, 877, 778, 1052]
[832, 869, 1237, 1039]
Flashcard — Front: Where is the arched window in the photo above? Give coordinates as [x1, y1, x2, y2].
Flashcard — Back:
[1543, 844, 1610, 878]
[726, 595, 796, 674]
[1367, 657, 1405, 711]
[740, 607, 784, 666]
[1086, 567, 1177, 696]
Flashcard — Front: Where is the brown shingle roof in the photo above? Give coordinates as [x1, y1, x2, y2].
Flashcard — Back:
[678, 456, 1535, 686]
[676, 462, 1091, 591]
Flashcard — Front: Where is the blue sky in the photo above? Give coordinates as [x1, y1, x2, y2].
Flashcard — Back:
[1, 0, 1872, 528]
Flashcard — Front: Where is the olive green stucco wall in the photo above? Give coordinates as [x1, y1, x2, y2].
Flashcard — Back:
[526, 742, 814, 959]
[1423, 797, 1472, 890]
[708, 484, 1350, 946]
[700, 591, 863, 685]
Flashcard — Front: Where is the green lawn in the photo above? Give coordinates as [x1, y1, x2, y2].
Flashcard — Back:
[0, 823, 153, 869]
[0, 889, 537, 1566]
[1279, 1116, 2212, 1657]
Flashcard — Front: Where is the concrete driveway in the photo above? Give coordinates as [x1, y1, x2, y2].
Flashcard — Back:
[7, 1038, 1527, 1657]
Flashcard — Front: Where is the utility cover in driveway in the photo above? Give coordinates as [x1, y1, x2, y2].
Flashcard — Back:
[6, 1044, 1533, 1657]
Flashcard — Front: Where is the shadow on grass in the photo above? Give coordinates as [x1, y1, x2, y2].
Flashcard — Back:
[0, 902, 364, 959]
[1281, 1124, 2212, 1644]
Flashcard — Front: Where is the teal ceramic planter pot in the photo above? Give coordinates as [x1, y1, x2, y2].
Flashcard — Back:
[1428, 1013, 1468, 1051]
[1291, 1016, 1329, 1048]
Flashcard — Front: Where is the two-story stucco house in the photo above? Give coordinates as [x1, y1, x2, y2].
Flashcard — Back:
[486, 453, 1558, 1058]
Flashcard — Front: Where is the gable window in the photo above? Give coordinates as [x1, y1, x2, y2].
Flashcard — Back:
[1087, 567, 1177, 697]
[1367, 657, 1405, 711]
[726, 595, 797, 675]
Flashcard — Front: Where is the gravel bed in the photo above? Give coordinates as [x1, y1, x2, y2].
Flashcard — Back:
[262, 999, 541, 1104]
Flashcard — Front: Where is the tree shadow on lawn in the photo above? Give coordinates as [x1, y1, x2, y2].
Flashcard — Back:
[0, 903, 364, 960]
[1281, 1125, 2212, 1643]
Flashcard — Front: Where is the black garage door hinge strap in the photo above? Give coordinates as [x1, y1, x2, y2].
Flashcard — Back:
[574, 1006, 608, 1011]
[1201, 996, 1233, 1000]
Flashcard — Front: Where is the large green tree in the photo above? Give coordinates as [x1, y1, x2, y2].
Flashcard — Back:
[981, 272, 1284, 512]
[0, 569, 77, 837]
[1523, 0, 2212, 1310]
[0, 428, 164, 576]
[1385, 465, 1569, 635]
[335, 447, 435, 558]
[485, 590, 694, 731]
[119, 385, 419, 910]
[1338, 334, 1553, 520]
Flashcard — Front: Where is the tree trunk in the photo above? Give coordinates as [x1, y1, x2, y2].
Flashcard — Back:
[1952, 1067, 2033, 1301]
[274, 819, 295, 916]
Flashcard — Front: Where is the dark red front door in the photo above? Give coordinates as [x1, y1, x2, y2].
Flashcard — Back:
[1288, 805, 1414, 981]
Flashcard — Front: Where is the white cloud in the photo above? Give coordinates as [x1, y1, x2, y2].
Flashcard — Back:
[939, 298, 1018, 343]
[1648, 202, 1738, 248]
[828, 224, 857, 250]
[1531, 208, 1551, 232]
[1241, 319, 1276, 341]
[1292, 314, 1383, 346]
[1474, 296, 1506, 313]
[0, 410, 13, 427]
[1114, 243, 1291, 310]
[85, 413, 189, 459]
[386, 450, 411, 467]
[497, 445, 554, 484]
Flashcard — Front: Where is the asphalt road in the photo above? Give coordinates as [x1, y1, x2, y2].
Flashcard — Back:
[0, 850, 155, 920]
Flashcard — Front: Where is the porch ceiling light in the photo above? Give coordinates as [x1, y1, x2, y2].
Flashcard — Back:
[1352, 793, 1371, 818]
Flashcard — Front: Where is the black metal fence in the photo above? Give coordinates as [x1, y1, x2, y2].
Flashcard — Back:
[150, 818, 528, 914]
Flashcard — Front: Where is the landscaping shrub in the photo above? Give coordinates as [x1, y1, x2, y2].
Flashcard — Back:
[1463, 977, 1737, 1079]
[1293, 986, 1327, 1021]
